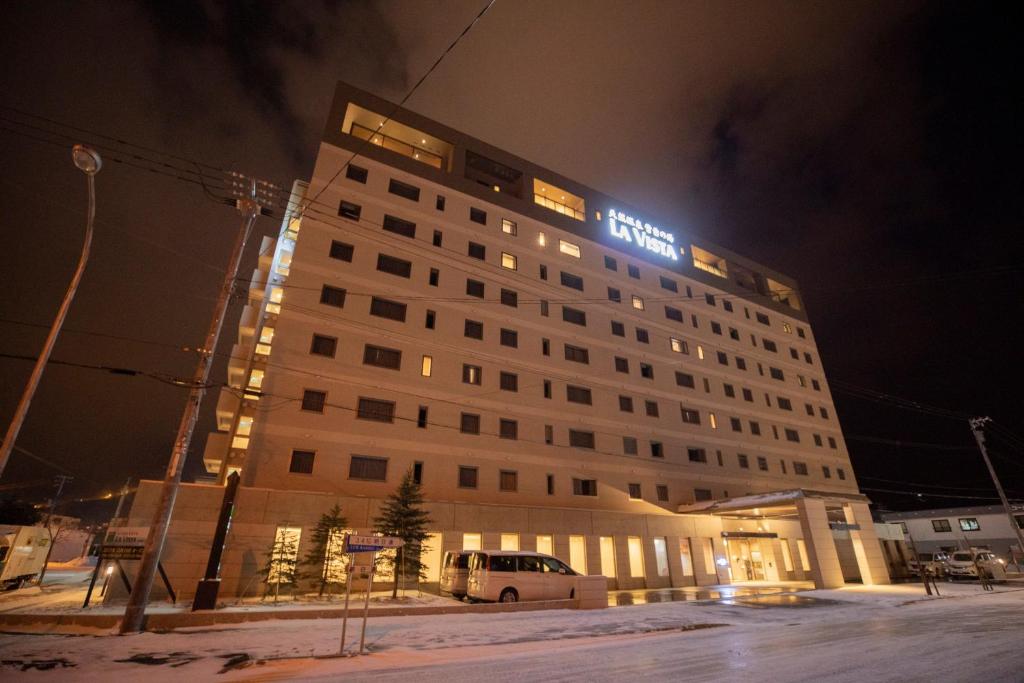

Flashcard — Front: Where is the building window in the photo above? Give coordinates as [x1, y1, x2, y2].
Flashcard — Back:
[628, 483, 642, 500]
[382, 214, 416, 238]
[540, 300, 549, 316]
[785, 428, 800, 443]
[724, 384, 736, 398]
[502, 218, 517, 235]
[694, 488, 713, 502]
[932, 519, 952, 532]
[320, 285, 346, 308]
[627, 263, 640, 279]
[631, 295, 645, 310]
[688, 448, 707, 463]
[377, 253, 412, 278]
[500, 328, 518, 348]
[837, 468, 846, 480]
[569, 430, 595, 449]
[468, 241, 486, 260]
[370, 297, 407, 322]
[462, 364, 482, 385]
[566, 385, 593, 405]
[651, 441, 664, 458]
[500, 371, 518, 392]
[538, 232, 547, 248]
[675, 372, 696, 389]
[310, 334, 338, 357]
[545, 424, 553, 443]
[559, 239, 582, 257]
[459, 466, 478, 489]
[501, 252, 517, 270]
[499, 420, 518, 441]
[329, 240, 354, 262]
[542, 338, 550, 355]
[750, 421, 761, 435]
[670, 337, 689, 354]
[466, 278, 485, 298]
[619, 395, 634, 412]
[564, 344, 590, 364]
[496, 289, 517, 308]
[356, 397, 395, 423]
[421, 355, 432, 377]
[436, 195, 446, 211]
[805, 403, 815, 416]
[425, 310, 436, 329]
[573, 478, 598, 496]
[301, 389, 327, 413]
[388, 178, 420, 201]
[623, 436, 638, 455]
[543, 380, 552, 398]
[615, 356, 629, 373]
[539, 264, 548, 280]
[822, 465, 831, 478]
[289, 449, 314, 474]
[716, 352, 728, 366]
[611, 320, 625, 336]
[467, 207, 486, 225]
[608, 287, 622, 303]
[640, 363, 654, 379]
[659, 276, 678, 292]
[762, 339, 778, 352]
[959, 518, 980, 531]
[562, 306, 587, 326]
[645, 400, 659, 418]
[604, 255, 618, 271]
[711, 321, 722, 335]
[560, 271, 584, 291]
[338, 200, 362, 219]
[547, 474, 555, 495]
[349, 455, 387, 481]
[738, 454, 750, 469]
[813, 434, 823, 447]
[636, 328, 650, 344]
[433, 230, 443, 247]
[769, 367, 785, 381]
[828, 436, 838, 449]
[665, 306, 684, 323]
[656, 484, 669, 502]
[460, 413, 481, 435]
[756, 312, 770, 325]
[723, 300, 733, 312]
[742, 388, 753, 402]
[757, 456, 768, 471]
[346, 164, 368, 183]
[793, 461, 809, 476]
[730, 417, 742, 432]
[777, 397, 793, 411]
[363, 344, 402, 370]
[499, 469, 518, 491]
[413, 461, 423, 484]
[464, 319, 483, 339]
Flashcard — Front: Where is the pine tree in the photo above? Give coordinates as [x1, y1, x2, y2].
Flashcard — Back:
[302, 504, 349, 597]
[373, 469, 432, 599]
[261, 526, 301, 603]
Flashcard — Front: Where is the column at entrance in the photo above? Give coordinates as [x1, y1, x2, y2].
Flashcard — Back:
[843, 503, 892, 585]
[795, 497, 844, 588]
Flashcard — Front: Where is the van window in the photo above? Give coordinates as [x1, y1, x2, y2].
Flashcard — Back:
[518, 555, 542, 572]
[490, 555, 516, 572]
[540, 557, 574, 574]
[456, 554, 470, 569]
[470, 553, 488, 571]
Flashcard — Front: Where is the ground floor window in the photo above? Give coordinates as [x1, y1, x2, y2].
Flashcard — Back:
[599, 537, 616, 578]
[537, 535, 553, 555]
[463, 533, 481, 551]
[779, 539, 795, 572]
[627, 537, 645, 578]
[653, 538, 670, 577]
[678, 539, 693, 576]
[569, 535, 587, 575]
[501, 533, 519, 551]
[796, 539, 811, 571]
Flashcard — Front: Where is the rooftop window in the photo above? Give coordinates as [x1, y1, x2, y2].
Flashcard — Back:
[465, 151, 523, 197]
[534, 178, 585, 221]
[691, 245, 728, 278]
[342, 103, 453, 170]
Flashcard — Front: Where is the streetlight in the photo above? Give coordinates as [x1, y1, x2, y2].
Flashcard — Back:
[0, 145, 102, 479]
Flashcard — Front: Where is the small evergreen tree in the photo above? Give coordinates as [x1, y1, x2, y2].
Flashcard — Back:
[261, 527, 301, 603]
[373, 469, 432, 598]
[302, 504, 349, 597]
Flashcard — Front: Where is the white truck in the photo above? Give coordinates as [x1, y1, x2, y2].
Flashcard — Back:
[0, 525, 51, 589]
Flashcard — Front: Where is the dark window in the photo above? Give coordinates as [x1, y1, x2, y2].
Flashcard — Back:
[499, 469, 518, 490]
[820, 407, 830, 419]
[665, 306, 683, 323]
[738, 454, 750, 469]
[770, 367, 785, 381]
[777, 397, 793, 411]
[604, 255, 618, 271]
[781, 460, 787, 474]
[310, 334, 337, 357]
[723, 300, 733, 312]
[675, 372, 696, 388]
[543, 380, 552, 398]
[562, 306, 587, 326]
[645, 400, 659, 417]
[382, 214, 416, 238]
[470, 207, 487, 225]
[785, 429, 800, 443]
[329, 240, 354, 262]
[499, 420, 518, 441]
[417, 406, 428, 429]
[377, 253, 412, 278]
[564, 344, 589, 364]
[756, 312, 770, 325]
[429, 268, 439, 286]
[627, 263, 640, 279]
[339, 200, 361, 219]
[730, 417, 742, 432]
[569, 430, 595, 449]
[931, 519, 952, 532]
[464, 319, 483, 339]
[823, 465, 832, 479]
[813, 433, 823, 447]
[540, 300, 549, 316]
[356, 397, 395, 423]
[460, 413, 481, 434]
[640, 363, 654, 379]
[711, 321, 722, 335]
[500, 328, 518, 348]
[828, 436, 837, 449]
[729, 328, 740, 341]
[539, 264, 548, 280]
[573, 478, 598, 496]
[837, 468, 846, 480]
[659, 276, 678, 292]
[705, 293, 716, 306]
[750, 421, 761, 435]
[320, 284, 347, 308]
[289, 450, 314, 474]
[797, 327, 806, 338]
[742, 388, 753, 402]
[611, 320, 625, 336]
[349, 456, 388, 481]
[560, 271, 584, 291]
[459, 466, 478, 488]
[413, 461, 423, 484]
[688, 448, 707, 463]
[724, 384, 736, 398]
[566, 385, 593, 405]
[363, 344, 402, 370]
[547, 474, 555, 495]
[432, 229, 442, 247]
[425, 310, 436, 329]
[812, 378, 822, 391]
[545, 424, 553, 443]
[623, 436, 638, 454]
[619, 395, 634, 412]
[804, 352, 813, 364]
[346, 164, 367, 183]
[608, 287, 621, 303]
[614, 356, 629, 373]
[636, 328, 650, 344]
[681, 407, 701, 424]
[757, 456, 768, 471]
[790, 347, 800, 360]
[656, 484, 669, 502]
[500, 371, 518, 392]
[462, 364, 482, 385]
[466, 278, 485, 298]
[694, 488, 713, 502]
[436, 195, 446, 211]
[717, 351, 728, 366]
[762, 339, 778, 352]
[370, 297, 407, 322]
[501, 288, 518, 307]
[388, 178, 420, 201]
[806, 403, 815, 416]
[542, 338, 550, 355]
[300, 389, 326, 413]
[628, 483, 642, 500]
[793, 461, 809, 476]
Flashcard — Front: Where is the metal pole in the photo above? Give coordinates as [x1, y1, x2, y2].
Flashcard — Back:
[0, 146, 100, 479]
[119, 184, 261, 634]
[905, 533, 931, 597]
[38, 474, 72, 586]
[359, 551, 375, 655]
[339, 561, 353, 655]
[969, 417, 1024, 558]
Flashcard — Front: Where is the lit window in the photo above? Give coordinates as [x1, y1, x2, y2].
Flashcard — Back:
[501, 252, 517, 270]
[502, 219, 517, 235]
[631, 295, 645, 310]
[559, 240, 581, 258]
[670, 337, 688, 354]
[247, 369, 265, 389]
[534, 178, 585, 221]
[697, 345, 705, 360]
[538, 232, 546, 247]
[267, 286, 284, 314]
[709, 413, 718, 429]
[421, 355, 432, 377]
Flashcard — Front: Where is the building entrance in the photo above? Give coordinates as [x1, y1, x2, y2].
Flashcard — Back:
[728, 539, 767, 582]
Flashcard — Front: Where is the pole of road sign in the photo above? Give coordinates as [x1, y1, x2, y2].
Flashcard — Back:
[359, 551, 375, 655]
[339, 564, 353, 655]
[905, 533, 931, 596]
[969, 418, 1024, 559]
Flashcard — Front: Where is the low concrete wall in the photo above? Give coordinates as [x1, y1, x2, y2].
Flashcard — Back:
[574, 575, 608, 609]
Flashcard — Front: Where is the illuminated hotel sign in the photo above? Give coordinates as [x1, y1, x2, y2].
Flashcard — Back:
[607, 209, 678, 261]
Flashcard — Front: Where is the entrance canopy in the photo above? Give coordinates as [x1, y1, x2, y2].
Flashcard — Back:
[677, 489, 871, 519]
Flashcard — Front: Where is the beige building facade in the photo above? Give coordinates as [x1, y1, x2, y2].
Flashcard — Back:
[121, 82, 890, 599]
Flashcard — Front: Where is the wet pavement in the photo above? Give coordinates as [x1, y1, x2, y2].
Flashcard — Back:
[608, 582, 814, 607]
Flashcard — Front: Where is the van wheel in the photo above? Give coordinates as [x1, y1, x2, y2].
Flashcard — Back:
[499, 588, 519, 603]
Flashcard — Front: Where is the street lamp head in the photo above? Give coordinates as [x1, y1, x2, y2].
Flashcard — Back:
[72, 144, 102, 175]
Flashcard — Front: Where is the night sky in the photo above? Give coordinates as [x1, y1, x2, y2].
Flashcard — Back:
[1, 1, 1021, 519]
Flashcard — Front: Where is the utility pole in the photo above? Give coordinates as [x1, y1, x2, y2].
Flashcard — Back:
[119, 174, 277, 634]
[969, 417, 1024, 561]
[37, 474, 73, 585]
[112, 478, 131, 521]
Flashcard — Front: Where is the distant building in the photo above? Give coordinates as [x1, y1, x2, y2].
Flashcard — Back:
[881, 504, 1024, 561]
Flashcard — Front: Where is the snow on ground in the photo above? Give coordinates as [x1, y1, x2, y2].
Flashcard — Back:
[0, 582, 1021, 680]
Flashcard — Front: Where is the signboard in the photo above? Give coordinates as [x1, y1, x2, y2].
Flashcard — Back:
[100, 526, 148, 560]
[607, 209, 679, 261]
[342, 534, 403, 553]
[721, 531, 778, 539]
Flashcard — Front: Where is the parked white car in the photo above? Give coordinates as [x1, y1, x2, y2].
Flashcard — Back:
[467, 551, 579, 603]
[946, 550, 1006, 580]
[908, 551, 950, 577]
[439, 551, 473, 600]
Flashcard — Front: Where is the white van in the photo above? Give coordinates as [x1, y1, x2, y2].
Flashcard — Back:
[439, 551, 473, 599]
[467, 551, 579, 603]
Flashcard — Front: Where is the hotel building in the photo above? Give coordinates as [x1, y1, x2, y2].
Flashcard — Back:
[121, 82, 891, 599]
